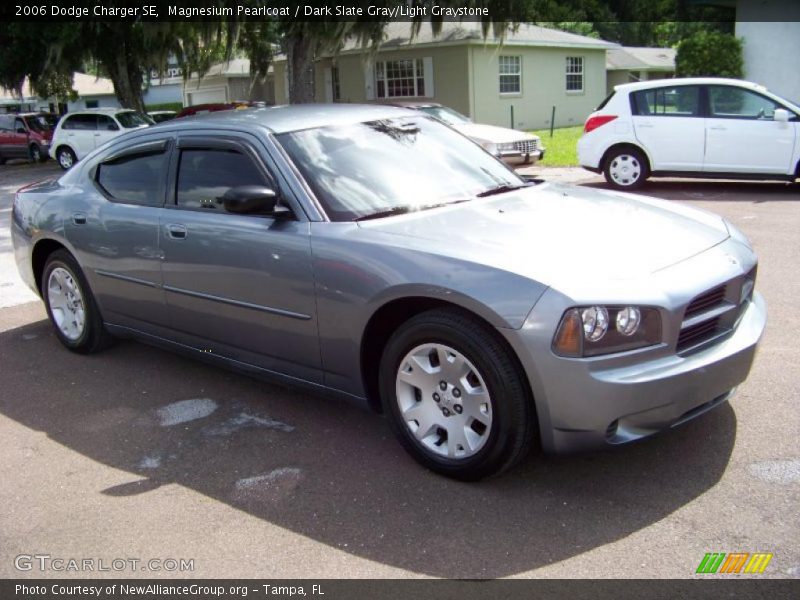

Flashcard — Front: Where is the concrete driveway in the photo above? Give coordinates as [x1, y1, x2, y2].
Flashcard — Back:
[0, 162, 798, 579]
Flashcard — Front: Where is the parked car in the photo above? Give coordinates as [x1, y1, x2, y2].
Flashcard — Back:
[12, 105, 765, 480]
[175, 102, 250, 119]
[390, 102, 545, 166]
[147, 110, 177, 124]
[578, 77, 800, 189]
[50, 108, 153, 170]
[0, 112, 56, 164]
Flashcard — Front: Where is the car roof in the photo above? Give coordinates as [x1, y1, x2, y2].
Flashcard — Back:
[163, 103, 418, 134]
[615, 77, 768, 93]
[64, 108, 137, 115]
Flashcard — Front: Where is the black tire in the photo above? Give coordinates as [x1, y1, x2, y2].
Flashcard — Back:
[379, 308, 537, 480]
[42, 250, 112, 354]
[603, 147, 649, 190]
[29, 144, 46, 163]
[56, 146, 76, 170]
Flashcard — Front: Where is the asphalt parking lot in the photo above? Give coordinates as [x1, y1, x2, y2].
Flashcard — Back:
[0, 160, 798, 579]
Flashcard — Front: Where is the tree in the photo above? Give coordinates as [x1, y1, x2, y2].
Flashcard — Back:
[676, 30, 743, 78]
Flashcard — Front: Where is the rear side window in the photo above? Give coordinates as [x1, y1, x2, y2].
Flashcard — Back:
[96, 151, 167, 207]
[176, 149, 266, 210]
[62, 114, 98, 131]
[632, 86, 700, 117]
[0, 115, 12, 131]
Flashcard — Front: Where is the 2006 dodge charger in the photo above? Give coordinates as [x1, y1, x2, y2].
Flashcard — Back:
[12, 105, 766, 479]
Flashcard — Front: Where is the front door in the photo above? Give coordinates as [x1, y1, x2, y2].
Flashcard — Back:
[704, 85, 796, 174]
[159, 135, 321, 383]
[94, 114, 121, 150]
[631, 84, 705, 171]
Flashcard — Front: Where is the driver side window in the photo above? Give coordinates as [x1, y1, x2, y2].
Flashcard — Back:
[708, 86, 781, 120]
[176, 148, 267, 211]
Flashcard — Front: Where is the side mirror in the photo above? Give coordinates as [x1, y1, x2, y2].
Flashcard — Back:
[220, 185, 279, 214]
[774, 108, 790, 123]
[16, 126, 27, 134]
[107, 123, 120, 131]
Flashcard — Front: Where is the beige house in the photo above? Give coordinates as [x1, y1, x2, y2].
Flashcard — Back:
[606, 47, 676, 94]
[183, 58, 274, 106]
[273, 23, 615, 130]
[0, 72, 117, 114]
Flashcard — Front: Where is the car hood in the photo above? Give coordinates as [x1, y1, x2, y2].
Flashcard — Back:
[451, 122, 537, 144]
[356, 182, 730, 293]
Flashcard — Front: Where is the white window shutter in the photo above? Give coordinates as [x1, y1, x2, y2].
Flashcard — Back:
[323, 67, 333, 103]
[364, 60, 376, 101]
[423, 56, 434, 98]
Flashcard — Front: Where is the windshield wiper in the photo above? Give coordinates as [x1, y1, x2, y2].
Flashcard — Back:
[355, 199, 471, 222]
[476, 183, 529, 198]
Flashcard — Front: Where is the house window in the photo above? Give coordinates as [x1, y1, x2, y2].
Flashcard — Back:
[566, 57, 584, 92]
[375, 59, 425, 98]
[332, 67, 341, 102]
[498, 56, 521, 94]
[85, 100, 99, 109]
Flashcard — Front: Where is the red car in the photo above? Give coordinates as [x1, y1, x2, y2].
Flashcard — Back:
[175, 103, 249, 119]
[0, 112, 56, 163]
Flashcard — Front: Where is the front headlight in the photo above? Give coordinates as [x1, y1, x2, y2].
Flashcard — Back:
[553, 305, 662, 357]
[478, 140, 498, 155]
[496, 142, 516, 152]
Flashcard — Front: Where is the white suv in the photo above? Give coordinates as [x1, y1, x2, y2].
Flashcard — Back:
[577, 77, 800, 189]
[50, 108, 152, 170]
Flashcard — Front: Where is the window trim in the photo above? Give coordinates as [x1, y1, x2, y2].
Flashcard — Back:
[374, 58, 426, 99]
[92, 138, 172, 207]
[498, 55, 522, 96]
[565, 56, 584, 94]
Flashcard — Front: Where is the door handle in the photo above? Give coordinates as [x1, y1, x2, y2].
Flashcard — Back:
[72, 212, 87, 225]
[709, 125, 726, 130]
[637, 122, 654, 128]
[166, 223, 187, 239]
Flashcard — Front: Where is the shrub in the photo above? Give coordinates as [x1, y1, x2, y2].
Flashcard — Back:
[676, 31, 743, 78]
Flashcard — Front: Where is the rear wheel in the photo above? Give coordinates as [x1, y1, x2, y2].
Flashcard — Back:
[29, 144, 46, 163]
[42, 250, 111, 353]
[379, 308, 537, 480]
[604, 147, 648, 190]
[56, 146, 76, 170]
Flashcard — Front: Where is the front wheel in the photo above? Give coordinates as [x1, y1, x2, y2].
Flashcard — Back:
[56, 146, 76, 170]
[603, 147, 648, 190]
[42, 250, 112, 353]
[379, 308, 537, 480]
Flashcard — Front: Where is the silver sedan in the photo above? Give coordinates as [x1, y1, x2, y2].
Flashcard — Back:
[11, 105, 766, 479]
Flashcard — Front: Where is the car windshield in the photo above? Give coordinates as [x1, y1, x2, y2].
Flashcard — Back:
[276, 116, 524, 222]
[417, 105, 471, 126]
[25, 115, 53, 132]
[115, 111, 153, 128]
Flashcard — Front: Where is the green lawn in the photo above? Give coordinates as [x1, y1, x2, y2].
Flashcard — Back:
[530, 125, 583, 167]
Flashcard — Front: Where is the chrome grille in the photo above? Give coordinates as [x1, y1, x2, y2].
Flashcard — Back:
[514, 139, 538, 154]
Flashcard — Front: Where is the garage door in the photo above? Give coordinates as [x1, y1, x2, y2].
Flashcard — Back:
[187, 88, 227, 105]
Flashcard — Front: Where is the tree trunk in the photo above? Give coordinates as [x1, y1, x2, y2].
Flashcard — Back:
[286, 33, 315, 104]
[104, 32, 146, 112]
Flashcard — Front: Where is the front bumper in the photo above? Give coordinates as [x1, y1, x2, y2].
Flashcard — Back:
[500, 149, 545, 166]
[503, 281, 766, 455]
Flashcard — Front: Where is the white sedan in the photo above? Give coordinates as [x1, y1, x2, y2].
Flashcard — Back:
[392, 102, 545, 166]
[578, 77, 800, 189]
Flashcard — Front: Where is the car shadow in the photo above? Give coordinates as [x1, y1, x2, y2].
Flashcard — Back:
[581, 179, 800, 202]
[0, 312, 738, 578]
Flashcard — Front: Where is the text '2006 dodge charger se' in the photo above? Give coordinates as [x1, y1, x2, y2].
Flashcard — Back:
[12, 105, 766, 479]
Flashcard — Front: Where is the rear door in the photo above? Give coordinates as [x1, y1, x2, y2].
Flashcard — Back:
[11, 118, 30, 158]
[61, 114, 98, 159]
[64, 137, 171, 330]
[0, 115, 15, 158]
[631, 84, 705, 171]
[159, 134, 321, 383]
[704, 84, 796, 174]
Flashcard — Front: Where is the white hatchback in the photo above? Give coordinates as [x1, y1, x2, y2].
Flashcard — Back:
[50, 108, 152, 170]
[577, 77, 800, 189]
